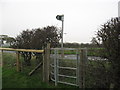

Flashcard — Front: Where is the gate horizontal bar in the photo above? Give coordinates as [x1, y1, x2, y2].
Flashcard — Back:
[50, 64, 76, 70]
[58, 74, 77, 79]
[50, 77, 78, 87]
[51, 48, 77, 50]
[51, 71, 76, 79]
[50, 64, 54, 67]
[51, 48, 87, 50]
[58, 66, 76, 70]
[58, 81, 79, 86]
[59, 58, 77, 61]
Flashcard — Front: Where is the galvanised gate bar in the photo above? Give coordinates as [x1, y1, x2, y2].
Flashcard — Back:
[50, 48, 87, 88]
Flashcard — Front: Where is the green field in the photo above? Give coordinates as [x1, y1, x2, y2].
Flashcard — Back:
[51, 48, 106, 57]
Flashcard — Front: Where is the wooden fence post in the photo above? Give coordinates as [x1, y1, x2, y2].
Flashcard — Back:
[43, 43, 50, 83]
[1, 50, 3, 67]
[16, 51, 21, 72]
[79, 48, 87, 88]
[0, 51, 2, 90]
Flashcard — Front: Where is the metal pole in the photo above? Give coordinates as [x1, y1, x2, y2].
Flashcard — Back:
[61, 18, 64, 58]
[61, 20, 63, 50]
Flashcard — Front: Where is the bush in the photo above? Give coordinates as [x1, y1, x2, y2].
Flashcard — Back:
[93, 17, 120, 88]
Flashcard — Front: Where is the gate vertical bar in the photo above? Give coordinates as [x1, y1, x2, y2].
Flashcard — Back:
[76, 49, 79, 85]
[54, 49, 57, 86]
[56, 49, 59, 83]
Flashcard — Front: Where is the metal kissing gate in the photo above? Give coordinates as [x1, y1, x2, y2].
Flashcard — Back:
[50, 48, 87, 88]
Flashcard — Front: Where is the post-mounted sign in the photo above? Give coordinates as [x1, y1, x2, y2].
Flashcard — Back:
[56, 14, 64, 58]
[56, 15, 64, 21]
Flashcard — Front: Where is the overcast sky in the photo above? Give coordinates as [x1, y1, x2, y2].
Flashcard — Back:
[0, 0, 119, 43]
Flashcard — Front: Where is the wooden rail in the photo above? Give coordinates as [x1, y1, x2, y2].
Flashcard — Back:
[0, 44, 50, 84]
[0, 47, 44, 72]
[0, 48, 44, 53]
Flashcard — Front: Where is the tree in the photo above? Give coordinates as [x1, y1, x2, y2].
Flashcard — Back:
[13, 30, 33, 66]
[94, 17, 120, 88]
[32, 26, 61, 64]
[63, 43, 80, 48]
[0, 35, 15, 47]
[0, 35, 8, 46]
[13, 26, 61, 66]
[32, 26, 61, 49]
[6, 37, 15, 46]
